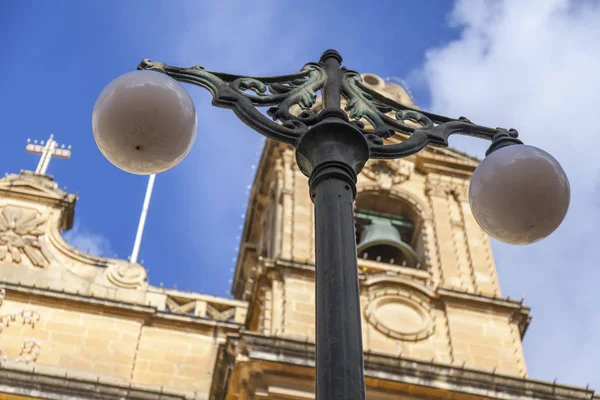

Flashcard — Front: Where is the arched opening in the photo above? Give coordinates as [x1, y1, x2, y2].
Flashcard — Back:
[355, 191, 424, 269]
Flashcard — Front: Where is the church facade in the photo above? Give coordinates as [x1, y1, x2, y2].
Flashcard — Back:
[0, 74, 596, 399]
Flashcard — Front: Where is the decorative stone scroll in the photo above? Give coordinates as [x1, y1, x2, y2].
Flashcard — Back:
[0, 206, 49, 268]
[105, 261, 147, 290]
[164, 294, 247, 324]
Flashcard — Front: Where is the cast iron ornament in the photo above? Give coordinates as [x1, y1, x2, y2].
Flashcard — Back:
[137, 49, 522, 160]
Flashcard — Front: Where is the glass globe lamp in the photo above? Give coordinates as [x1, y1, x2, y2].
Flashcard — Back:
[469, 144, 570, 245]
[92, 70, 197, 175]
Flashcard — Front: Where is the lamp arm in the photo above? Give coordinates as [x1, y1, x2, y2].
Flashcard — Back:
[137, 56, 523, 159]
[137, 59, 327, 146]
[349, 79, 523, 158]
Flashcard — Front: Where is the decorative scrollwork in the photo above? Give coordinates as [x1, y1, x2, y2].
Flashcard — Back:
[0, 288, 42, 364]
[348, 77, 522, 159]
[137, 50, 522, 160]
[105, 261, 147, 290]
[138, 59, 327, 146]
[0, 206, 49, 268]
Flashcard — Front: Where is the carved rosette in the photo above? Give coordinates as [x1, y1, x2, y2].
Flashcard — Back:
[0, 206, 49, 268]
[365, 284, 434, 341]
[361, 159, 414, 190]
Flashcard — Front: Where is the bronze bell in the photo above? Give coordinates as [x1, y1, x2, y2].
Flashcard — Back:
[357, 220, 419, 267]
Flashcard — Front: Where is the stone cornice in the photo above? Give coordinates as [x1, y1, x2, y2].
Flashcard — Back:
[415, 151, 478, 178]
[248, 258, 531, 339]
[148, 285, 248, 307]
[381, 136, 480, 178]
[211, 332, 598, 400]
[439, 288, 532, 337]
[0, 363, 189, 400]
[0, 282, 244, 333]
[254, 258, 531, 336]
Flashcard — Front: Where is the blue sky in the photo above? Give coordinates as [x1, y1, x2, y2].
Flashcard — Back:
[2, 0, 599, 389]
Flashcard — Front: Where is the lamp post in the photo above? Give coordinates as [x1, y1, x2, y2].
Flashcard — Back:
[92, 49, 570, 399]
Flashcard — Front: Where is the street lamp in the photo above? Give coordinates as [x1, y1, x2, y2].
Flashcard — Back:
[92, 50, 570, 399]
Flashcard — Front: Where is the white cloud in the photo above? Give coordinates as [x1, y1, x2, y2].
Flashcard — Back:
[63, 221, 114, 257]
[417, 0, 600, 387]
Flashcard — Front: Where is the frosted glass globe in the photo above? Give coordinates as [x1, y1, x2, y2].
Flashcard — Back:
[92, 70, 197, 175]
[469, 145, 570, 245]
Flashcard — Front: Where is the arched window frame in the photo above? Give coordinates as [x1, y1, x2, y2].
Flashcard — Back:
[355, 187, 432, 271]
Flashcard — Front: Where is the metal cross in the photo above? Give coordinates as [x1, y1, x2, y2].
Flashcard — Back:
[26, 135, 72, 175]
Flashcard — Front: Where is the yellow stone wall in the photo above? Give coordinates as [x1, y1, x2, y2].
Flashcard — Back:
[446, 304, 526, 375]
[242, 141, 528, 377]
[0, 294, 226, 397]
[132, 326, 222, 391]
[252, 270, 526, 376]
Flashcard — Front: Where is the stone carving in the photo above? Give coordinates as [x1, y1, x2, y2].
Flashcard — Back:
[206, 303, 236, 322]
[452, 184, 469, 202]
[365, 285, 434, 341]
[425, 175, 469, 200]
[0, 288, 41, 363]
[362, 159, 413, 190]
[0, 206, 48, 268]
[105, 261, 147, 290]
[166, 296, 196, 315]
[164, 294, 247, 323]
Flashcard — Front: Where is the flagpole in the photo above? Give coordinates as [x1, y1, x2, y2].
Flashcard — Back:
[130, 173, 155, 264]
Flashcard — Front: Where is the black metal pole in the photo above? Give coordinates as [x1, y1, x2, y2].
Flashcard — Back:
[296, 51, 370, 396]
[312, 166, 365, 400]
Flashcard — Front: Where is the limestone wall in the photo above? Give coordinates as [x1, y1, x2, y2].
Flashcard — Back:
[257, 145, 501, 297]
[255, 270, 527, 377]
[0, 287, 239, 399]
[235, 139, 530, 377]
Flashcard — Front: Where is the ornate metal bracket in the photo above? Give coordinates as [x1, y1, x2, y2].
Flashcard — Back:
[137, 50, 522, 160]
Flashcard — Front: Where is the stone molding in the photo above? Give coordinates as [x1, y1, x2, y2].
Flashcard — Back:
[439, 288, 531, 337]
[361, 158, 414, 190]
[0, 364, 189, 400]
[0, 283, 245, 333]
[425, 173, 470, 200]
[210, 332, 598, 400]
[156, 287, 248, 324]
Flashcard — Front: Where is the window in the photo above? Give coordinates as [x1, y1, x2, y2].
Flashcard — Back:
[355, 192, 423, 269]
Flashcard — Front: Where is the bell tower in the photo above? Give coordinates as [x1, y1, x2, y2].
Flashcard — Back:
[221, 72, 549, 398]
